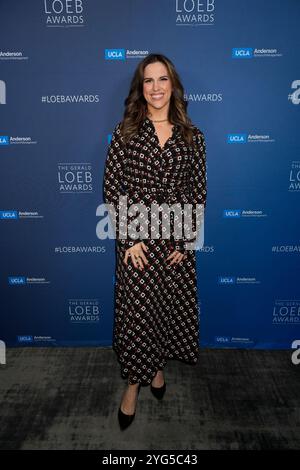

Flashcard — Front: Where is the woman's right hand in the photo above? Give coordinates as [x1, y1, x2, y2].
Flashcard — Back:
[124, 242, 149, 270]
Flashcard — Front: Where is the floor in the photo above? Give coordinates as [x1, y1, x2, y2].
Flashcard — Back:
[0, 347, 299, 450]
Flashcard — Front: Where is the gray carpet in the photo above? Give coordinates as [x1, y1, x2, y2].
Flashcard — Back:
[0, 347, 299, 450]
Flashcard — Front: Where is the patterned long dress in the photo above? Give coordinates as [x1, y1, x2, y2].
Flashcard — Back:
[103, 117, 207, 385]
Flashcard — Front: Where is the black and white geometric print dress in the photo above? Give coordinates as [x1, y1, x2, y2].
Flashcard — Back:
[103, 117, 207, 385]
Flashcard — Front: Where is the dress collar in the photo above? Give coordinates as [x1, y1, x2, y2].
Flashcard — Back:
[141, 117, 180, 138]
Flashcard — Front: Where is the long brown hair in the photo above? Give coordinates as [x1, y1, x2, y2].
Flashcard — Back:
[119, 53, 196, 147]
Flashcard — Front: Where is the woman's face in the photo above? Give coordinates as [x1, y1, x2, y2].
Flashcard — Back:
[143, 61, 173, 114]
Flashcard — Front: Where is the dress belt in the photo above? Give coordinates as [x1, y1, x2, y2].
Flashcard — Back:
[123, 187, 190, 204]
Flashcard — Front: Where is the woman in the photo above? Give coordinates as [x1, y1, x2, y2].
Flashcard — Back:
[103, 53, 207, 430]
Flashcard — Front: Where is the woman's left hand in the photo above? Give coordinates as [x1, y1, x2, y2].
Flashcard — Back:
[166, 250, 187, 266]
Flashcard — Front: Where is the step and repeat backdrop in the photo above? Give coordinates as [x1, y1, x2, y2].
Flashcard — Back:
[0, 0, 299, 349]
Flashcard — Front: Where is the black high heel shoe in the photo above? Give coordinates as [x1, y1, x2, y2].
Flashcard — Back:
[118, 384, 141, 430]
[150, 381, 166, 400]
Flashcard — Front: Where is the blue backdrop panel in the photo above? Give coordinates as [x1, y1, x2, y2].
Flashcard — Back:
[0, 0, 299, 349]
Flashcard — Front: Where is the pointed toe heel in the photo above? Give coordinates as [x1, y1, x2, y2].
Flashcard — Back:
[118, 407, 136, 430]
[118, 384, 141, 430]
[150, 381, 166, 400]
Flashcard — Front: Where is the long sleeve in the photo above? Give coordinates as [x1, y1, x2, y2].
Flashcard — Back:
[103, 122, 140, 250]
[190, 128, 207, 208]
[174, 127, 207, 253]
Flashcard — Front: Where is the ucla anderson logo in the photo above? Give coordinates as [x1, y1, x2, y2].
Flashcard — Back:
[223, 210, 241, 218]
[215, 336, 231, 344]
[0, 211, 18, 219]
[105, 49, 125, 61]
[227, 134, 247, 144]
[218, 277, 236, 285]
[17, 336, 33, 343]
[8, 277, 26, 285]
[0, 136, 9, 145]
[232, 48, 253, 59]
